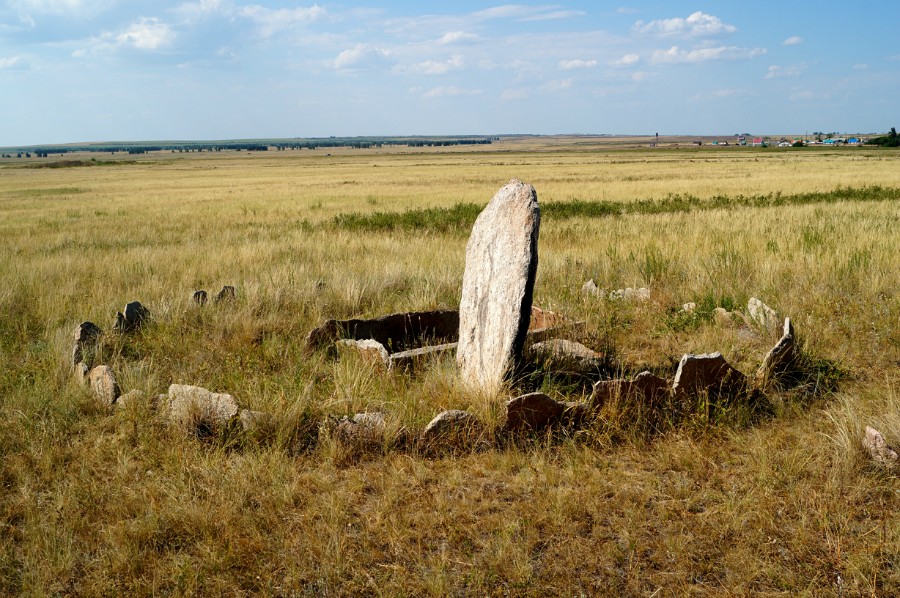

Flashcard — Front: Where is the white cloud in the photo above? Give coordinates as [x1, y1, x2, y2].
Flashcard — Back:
[651, 45, 766, 64]
[397, 54, 464, 75]
[617, 7, 639, 15]
[0, 55, 24, 69]
[891, 54, 900, 62]
[634, 11, 736, 37]
[238, 4, 328, 37]
[500, 88, 530, 100]
[789, 90, 814, 101]
[558, 59, 597, 70]
[436, 31, 479, 45]
[333, 43, 391, 70]
[764, 63, 805, 79]
[421, 86, 482, 99]
[852, 63, 868, 70]
[522, 10, 585, 22]
[116, 18, 174, 50]
[472, 5, 584, 22]
[783, 36, 803, 46]
[542, 78, 573, 92]
[711, 88, 750, 97]
[8, 0, 108, 15]
[631, 71, 648, 82]
[611, 53, 640, 67]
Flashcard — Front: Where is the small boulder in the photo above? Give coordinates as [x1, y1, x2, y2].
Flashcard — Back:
[713, 307, 736, 327]
[682, 302, 696, 314]
[581, 279, 602, 297]
[335, 338, 390, 369]
[113, 301, 150, 333]
[116, 389, 148, 410]
[215, 285, 236, 303]
[672, 352, 748, 403]
[755, 318, 796, 387]
[421, 410, 482, 448]
[331, 412, 386, 457]
[166, 384, 239, 436]
[239, 409, 277, 435]
[72, 321, 102, 368]
[863, 426, 899, 469]
[505, 392, 566, 432]
[192, 290, 208, 306]
[747, 297, 780, 333]
[591, 371, 668, 410]
[88, 365, 120, 406]
[609, 287, 650, 301]
[527, 339, 604, 375]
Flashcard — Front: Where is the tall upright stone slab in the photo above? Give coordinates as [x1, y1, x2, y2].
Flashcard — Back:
[457, 179, 540, 393]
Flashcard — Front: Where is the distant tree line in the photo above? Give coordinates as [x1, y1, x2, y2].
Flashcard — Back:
[4, 137, 496, 157]
[866, 127, 899, 147]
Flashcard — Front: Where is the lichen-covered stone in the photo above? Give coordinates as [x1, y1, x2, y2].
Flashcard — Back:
[88, 365, 120, 406]
[166, 384, 239, 435]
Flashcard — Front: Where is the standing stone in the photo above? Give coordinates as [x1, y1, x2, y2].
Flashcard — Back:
[88, 365, 120, 406]
[581, 279, 602, 297]
[192, 290, 208, 306]
[747, 297, 780, 333]
[113, 301, 150, 332]
[165, 384, 239, 435]
[672, 352, 747, 403]
[457, 179, 540, 393]
[504, 392, 566, 432]
[215, 285, 236, 303]
[72, 321, 102, 368]
[756, 318, 796, 387]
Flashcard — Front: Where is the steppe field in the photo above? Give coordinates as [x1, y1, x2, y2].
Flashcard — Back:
[1, 137, 899, 596]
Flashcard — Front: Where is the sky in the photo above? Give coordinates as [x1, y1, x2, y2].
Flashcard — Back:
[1, 1, 898, 145]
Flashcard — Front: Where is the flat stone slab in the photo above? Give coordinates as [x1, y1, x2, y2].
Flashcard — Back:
[332, 412, 387, 457]
[527, 339, 603, 375]
[166, 384, 239, 435]
[747, 297, 780, 333]
[591, 371, 669, 410]
[421, 410, 483, 447]
[505, 392, 566, 432]
[457, 179, 540, 393]
[756, 318, 796, 387]
[306, 310, 459, 353]
[672, 352, 748, 402]
[88, 365, 120, 406]
[389, 342, 457, 371]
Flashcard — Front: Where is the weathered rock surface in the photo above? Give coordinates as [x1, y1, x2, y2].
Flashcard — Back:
[115, 389, 147, 410]
[166, 384, 239, 435]
[863, 426, 899, 469]
[682, 302, 697, 314]
[239, 409, 277, 435]
[332, 412, 386, 456]
[527, 339, 604, 375]
[672, 352, 748, 402]
[525, 307, 585, 345]
[421, 410, 483, 446]
[215, 285, 236, 303]
[114, 301, 150, 332]
[192, 290, 208, 306]
[457, 180, 540, 393]
[88, 365, 120, 406]
[756, 318, 796, 387]
[72, 321, 102, 368]
[504, 392, 566, 432]
[389, 343, 457, 372]
[591, 371, 669, 410]
[609, 287, 650, 301]
[581, 279, 602, 297]
[335, 338, 390, 369]
[713, 307, 736, 327]
[747, 297, 780, 333]
[306, 310, 459, 353]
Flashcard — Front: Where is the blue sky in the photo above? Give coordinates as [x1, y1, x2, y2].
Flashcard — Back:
[1, 1, 898, 145]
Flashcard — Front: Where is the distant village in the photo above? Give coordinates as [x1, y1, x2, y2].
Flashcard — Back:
[697, 134, 867, 148]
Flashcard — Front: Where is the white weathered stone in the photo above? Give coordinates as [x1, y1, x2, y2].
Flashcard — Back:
[609, 287, 650, 301]
[747, 297, 780, 333]
[335, 338, 391, 369]
[581, 279, 602, 297]
[88, 365, 120, 406]
[457, 179, 540, 393]
[863, 426, 898, 469]
[166, 384, 239, 434]
[713, 307, 735, 327]
[756, 318, 796, 387]
[682, 302, 697, 314]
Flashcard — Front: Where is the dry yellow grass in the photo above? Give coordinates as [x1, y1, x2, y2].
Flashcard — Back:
[1, 141, 898, 595]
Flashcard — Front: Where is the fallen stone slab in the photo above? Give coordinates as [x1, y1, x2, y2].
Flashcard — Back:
[215, 285, 236, 303]
[591, 371, 669, 410]
[756, 318, 796, 387]
[747, 297, 780, 333]
[527, 339, 604, 375]
[192, 290, 208, 306]
[335, 338, 391, 369]
[672, 352, 748, 403]
[88, 365, 120, 406]
[113, 301, 150, 333]
[609, 287, 650, 301]
[863, 426, 898, 470]
[389, 342, 457, 372]
[504, 392, 566, 432]
[115, 389, 149, 410]
[457, 179, 540, 394]
[306, 310, 459, 353]
[421, 410, 483, 448]
[72, 321, 102, 368]
[165, 384, 239, 435]
[525, 307, 585, 345]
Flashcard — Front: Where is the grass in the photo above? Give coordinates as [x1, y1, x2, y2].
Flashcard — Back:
[1, 140, 899, 595]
